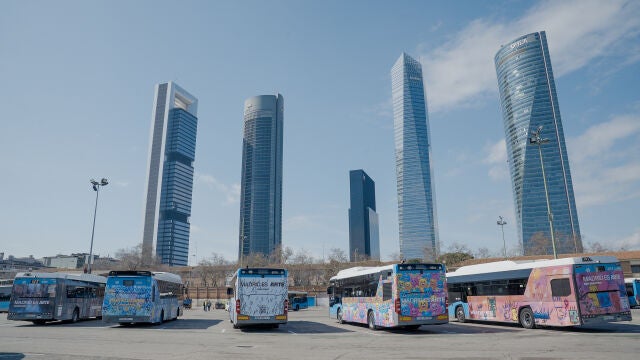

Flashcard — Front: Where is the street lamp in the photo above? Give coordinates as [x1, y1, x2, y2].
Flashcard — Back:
[529, 126, 557, 259]
[88, 178, 108, 274]
[497, 216, 507, 258]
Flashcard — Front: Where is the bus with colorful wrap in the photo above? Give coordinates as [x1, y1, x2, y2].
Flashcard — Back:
[327, 263, 448, 330]
[8, 272, 106, 324]
[102, 271, 183, 325]
[447, 256, 632, 328]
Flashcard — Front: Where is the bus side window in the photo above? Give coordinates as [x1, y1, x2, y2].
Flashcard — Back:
[152, 285, 156, 302]
[550, 278, 571, 297]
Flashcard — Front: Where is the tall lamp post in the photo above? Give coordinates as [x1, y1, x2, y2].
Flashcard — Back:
[529, 126, 557, 259]
[497, 216, 507, 258]
[88, 178, 108, 274]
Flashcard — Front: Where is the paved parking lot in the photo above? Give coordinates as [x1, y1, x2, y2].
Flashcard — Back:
[1, 308, 639, 359]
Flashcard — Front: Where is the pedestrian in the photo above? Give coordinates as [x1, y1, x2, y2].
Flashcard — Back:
[207, 299, 212, 311]
[203, 300, 208, 311]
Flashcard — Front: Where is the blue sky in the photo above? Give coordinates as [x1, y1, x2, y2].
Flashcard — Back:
[1, 0, 639, 264]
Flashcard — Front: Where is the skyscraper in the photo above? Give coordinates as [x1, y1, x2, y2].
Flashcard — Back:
[142, 82, 198, 266]
[495, 31, 582, 255]
[348, 169, 380, 262]
[391, 53, 439, 260]
[238, 94, 283, 260]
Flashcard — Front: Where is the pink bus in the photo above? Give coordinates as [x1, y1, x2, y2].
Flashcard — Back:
[447, 256, 631, 328]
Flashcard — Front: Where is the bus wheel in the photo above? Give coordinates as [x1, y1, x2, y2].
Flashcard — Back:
[367, 311, 378, 330]
[71, 308, 79, 323]
[159, 310, 164, 324]
[519, 307, 535, 329]
[337, 309, 344, 324]
[455, 306, 466, 323]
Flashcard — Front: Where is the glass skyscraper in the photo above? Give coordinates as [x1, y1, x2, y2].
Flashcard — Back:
[238, 94, 283, 260]
[348, 169, 380, 262]
[391, 53, 439, 261]
[142, 82, 198, 266]
[495, 31, 582, 255]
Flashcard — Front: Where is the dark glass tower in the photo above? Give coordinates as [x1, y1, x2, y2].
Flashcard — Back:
[495, 31, 582, 255]
[142, 82, 198, 266]
[238, 94, 284, 260]
[348, 169, 380, 261]
[391, 53, 439, 260]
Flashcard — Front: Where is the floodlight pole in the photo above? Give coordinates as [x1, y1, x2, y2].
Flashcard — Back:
[529, 126, 557, 259]
[497, 216, 507, 258]
[88, 178, 108, 273]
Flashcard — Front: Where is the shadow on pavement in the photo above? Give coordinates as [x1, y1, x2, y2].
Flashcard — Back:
[114, 319, 223, 330]
[544, 322, 640, 333]
[285, 320, 354, 334]
[0, 353, 25, 360]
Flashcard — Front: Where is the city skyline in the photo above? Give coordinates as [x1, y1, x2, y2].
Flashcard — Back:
[495, 31, 582, 256]
[1, 1, 639, 264]
[142, 82, 198, 266]
[391, 53, 439, 260]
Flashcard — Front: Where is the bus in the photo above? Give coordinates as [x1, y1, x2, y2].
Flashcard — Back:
[447, 256, 632, 328]
[102, 271, 183, 325]
[0, 279, 14, 312]
[7, 272, 106, 324]
[227, 268, 288, 329]
[625, 278, 640, 308]
[288, 290, 308, 311]
[327, 263, 448, 330]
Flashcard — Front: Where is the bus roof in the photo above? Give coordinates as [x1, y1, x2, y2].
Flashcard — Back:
[331, 264, 395, 281]
[152, 272, 183, 284]
[625, 278, 640, 283]
[107, 270, 182, 284]
[15, 272, 106, 284]
[448, 256, 620, 278]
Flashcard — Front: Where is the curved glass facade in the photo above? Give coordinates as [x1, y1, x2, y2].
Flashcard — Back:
[238, 94, 283, 259]
[495, 31, 582, 255]
[391, 53, 439, 260]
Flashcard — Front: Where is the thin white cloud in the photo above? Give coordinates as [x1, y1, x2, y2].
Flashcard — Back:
[615, 230, 640, 250]
[569, 114, 640, 208]
[419, 0, 640, 112]
[483, 139, 508, 180]
[196, 173, 240, 205]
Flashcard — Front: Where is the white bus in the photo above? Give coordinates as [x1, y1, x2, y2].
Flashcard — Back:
[227, 268, 288, 329]
[102, 270, 183, 325]
[8, 272, 106, 324]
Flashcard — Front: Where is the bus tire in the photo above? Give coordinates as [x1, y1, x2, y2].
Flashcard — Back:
[294, 305, 299, 311]
[71, 308, 79, 323]
[455, 306, 466, 323]
[337, 308, 344, 324]
[519, 307, 535, 329]
[367, 311, 378, 330]
[233, 323, 240, 329]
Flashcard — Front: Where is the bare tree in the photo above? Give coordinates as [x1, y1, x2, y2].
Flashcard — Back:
[475, 247, 493, 259]
[114, 243, 164, 271]
[327, 248, 347, 263]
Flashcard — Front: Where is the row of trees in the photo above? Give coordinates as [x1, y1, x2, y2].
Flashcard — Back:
[104, 239, 632, 289]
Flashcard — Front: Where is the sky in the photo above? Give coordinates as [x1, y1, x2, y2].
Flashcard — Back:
[1, 0, 639, 265]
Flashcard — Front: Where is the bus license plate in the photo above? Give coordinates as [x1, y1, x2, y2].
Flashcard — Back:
[416, 316, 433, 320]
